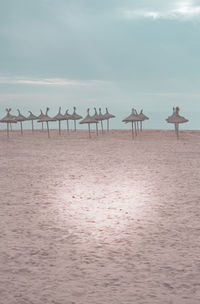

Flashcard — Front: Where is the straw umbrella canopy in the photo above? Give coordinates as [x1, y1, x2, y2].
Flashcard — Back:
[79, 108, 98, 138]
[0, 108, 17, 137]
[137, 109, 149, 131]
[37, 107, 56, 138]
[122, 108, 142, 139]
[53, 107, 66, 136]
[71, 107, 82, 131]
[26, 111, 38, 133]
[94, 108, 105, 134]
[63, 109, 73, 134]
[103, 108, 115, 132]
[15, 109, 27, 135]
[166, 107, 176, 122]
[166, 106, 188, 139]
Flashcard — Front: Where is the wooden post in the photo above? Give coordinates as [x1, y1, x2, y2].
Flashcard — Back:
[107, 119, 109, 132]
[88, 123, 91, 138]
[59, 120, 61, 136]
[66, 120, 69, 134]
[131, 121, 134, 140]
[20, 121, 23, 135]
[7, 122, 9, 138]
[137, 121, 139, 133]
[176, 123, 179, 139]
[134, 122, 137, 136]
[47, 121, 50, 138]
[174, 123, 178, 139]
[101, 120, 104, 134]
[96, 123, 98, 136]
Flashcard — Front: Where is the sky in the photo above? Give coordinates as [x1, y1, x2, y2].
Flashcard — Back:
[1, 0, 200, 129]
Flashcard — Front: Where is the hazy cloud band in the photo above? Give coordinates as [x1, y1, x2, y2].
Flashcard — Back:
[0, 77, 108, 88]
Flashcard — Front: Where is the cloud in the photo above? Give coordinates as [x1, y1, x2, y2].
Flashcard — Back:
[121, 0, 200, 20]
[0, 77, 108, 88]
[139, 92, 200, 97]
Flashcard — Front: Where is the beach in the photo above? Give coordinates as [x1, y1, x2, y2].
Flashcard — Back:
[0, 129, 200, 304]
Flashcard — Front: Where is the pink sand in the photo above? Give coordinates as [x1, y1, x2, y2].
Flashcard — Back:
[0, 129, 200, 304]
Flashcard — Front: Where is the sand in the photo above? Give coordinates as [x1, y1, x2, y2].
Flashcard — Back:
[0, 129, 200, 304]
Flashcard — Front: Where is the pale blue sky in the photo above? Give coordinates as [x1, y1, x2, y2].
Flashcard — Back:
[1, 0, 200, 128]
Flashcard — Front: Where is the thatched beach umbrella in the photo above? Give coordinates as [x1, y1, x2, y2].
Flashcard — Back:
[0, 108, 17, 137]
[37, 107, 56, 138]
[166, 107, 188, 139]
[26, 111, 38, 133]
[123, 108, 141, 139]
[103, 108, 115, 132]
[53, 107, 65, 136]
[63, 109, 73, 134]
[79, 108, 98, 138]
[138, 110, 149, 131]
[71, 107, 82, 131]
[16, 109, 27, 135]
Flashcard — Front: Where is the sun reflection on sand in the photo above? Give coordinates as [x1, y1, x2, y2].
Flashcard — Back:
[57, 179, 155, 241]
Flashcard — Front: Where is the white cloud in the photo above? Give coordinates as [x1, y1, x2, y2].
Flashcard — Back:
[121, 0, 200, 20]
[140, 92, 200, 97]
[0, 77, 108, 88]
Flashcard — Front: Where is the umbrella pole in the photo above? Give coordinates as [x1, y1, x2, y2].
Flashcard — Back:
[42, 122, 44, 132]
[32, 120, 34, 133]
[134, 122, 137, 136]
[66, 120, 69, 134]
[96, 123, 98, 136]
[88, 123, 91, 138]
[74, 120, 76, 132]
[101, 120, 104, 134]
[131, 122, 134, 140]
[107, 119, 109, 132]
[140, 121, 142, 132]
[7, 122, 9, 138]
[47, 121, 50, 138]
[176, 123, 179, 139]
[174, 123, 177, 138]
[59, 120, 61, 136]
[20, 121, 23, 136]
[10, 123, 12, 131]
[137, 121, 139, 133]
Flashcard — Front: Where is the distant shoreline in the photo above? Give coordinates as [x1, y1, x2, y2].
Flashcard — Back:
[0, 129, 199, 132]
